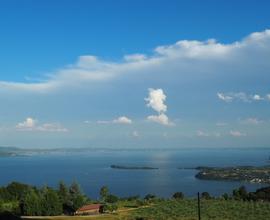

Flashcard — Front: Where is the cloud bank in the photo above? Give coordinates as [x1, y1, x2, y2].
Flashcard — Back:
[1, 29, 270, 94]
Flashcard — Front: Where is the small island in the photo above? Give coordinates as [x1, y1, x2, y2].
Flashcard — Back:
[194, 166, 270, 184]
[110, 165, 158, 170]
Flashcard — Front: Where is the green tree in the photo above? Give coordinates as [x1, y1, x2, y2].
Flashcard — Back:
[144, 194, 156, 201]
[58, 181, 69, 204]
[40, 186, 62, 216]
[0, 187, 10, 202]
[100, 186, 109, 201]
[69, 181, 87, 211]
[103, 203, 118, 213]
[172, 192, 184, 200]
[105, 194, 119, 203]
[58, 181, 73, 214]
[233, 186, 248, 201]
[6, 182, 31, 201]
[201, 192, 211, 200]
[222, 193, 229, 200]
[21, 189, 42, 216]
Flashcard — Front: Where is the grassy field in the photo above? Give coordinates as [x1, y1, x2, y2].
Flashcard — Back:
[21, 199, 270, 220]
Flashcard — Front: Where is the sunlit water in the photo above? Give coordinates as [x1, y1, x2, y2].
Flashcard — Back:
[0, 148, 269, 199]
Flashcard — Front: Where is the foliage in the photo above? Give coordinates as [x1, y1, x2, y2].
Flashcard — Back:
[1, 180, 270, 219]
[6, 182, 31, 201]
[69, 181, 88, 211]
[0, 200, 20, 215]
[0, 181, 89, 216]
[40, 186, 63, 216]
[105, 194, 119, 203]
[233, 186, 248, 201]
[0, 187, 11, 202]
[144, 194, 156, 201]
[100, 186, 109, 201]
[221, 193, 229, 200]
[172, 192, 184, 200]
[201, 192, 211, 200]
[103, 203, 118, 213]
[21, 189, 42, 216]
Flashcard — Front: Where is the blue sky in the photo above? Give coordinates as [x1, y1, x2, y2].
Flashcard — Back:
[0, 0, 270, 148]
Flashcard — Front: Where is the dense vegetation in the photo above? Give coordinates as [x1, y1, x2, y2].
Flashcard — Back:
[1, 181, 270, 220]
[0, 181, 89, 216]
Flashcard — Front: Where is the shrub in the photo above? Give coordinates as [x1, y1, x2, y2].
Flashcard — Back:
[172, 192, 184, 200]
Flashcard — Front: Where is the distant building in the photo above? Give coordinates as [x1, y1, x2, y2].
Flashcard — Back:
[75, 204, 103, 215]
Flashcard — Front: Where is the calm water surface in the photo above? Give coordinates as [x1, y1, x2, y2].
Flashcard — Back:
[0, 148, 269, 199]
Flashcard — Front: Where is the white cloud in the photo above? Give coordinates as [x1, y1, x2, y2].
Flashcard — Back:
[124, 54, 147, 62]
[16, 117, 68, 132]
[113, 116, 132, 124]
[196, 130, 221, 137]
[16, 117, 36, 130]
[0, 29, 270, 95]
[217, 93, 233, 102]
[132, 131, 139, 137]
[216, 122, 228, 126]
[147, 113, 173, 126]
[197, 130, 209, 137]
[97, 120, 111, 124]
[241, 117, 262, 125]
[37, 123, 69, 132]
[97, 116, 132, 125]
[145, 88, 167, 113]
[253, 94, 264, 101]
[229, 130, 246, 137]
[266, 94, 270, 101]
[145, 89, 173, 126]
[217, 92, 268, 103]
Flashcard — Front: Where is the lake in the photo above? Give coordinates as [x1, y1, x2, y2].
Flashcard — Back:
[0, 148, 269, 199]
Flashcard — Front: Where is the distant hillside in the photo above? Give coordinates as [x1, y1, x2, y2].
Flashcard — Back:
[0, 146, 21, 157]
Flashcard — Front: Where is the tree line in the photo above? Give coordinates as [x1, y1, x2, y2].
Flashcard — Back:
[0, 181, 270, 216]
[0, 181, 88, 216]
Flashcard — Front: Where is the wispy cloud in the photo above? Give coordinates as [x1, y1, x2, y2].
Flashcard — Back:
[217, 92, 269, 103]
[113, 116, 132, 124]
[217, 93, 233, 102]
[216, 122, 228, 127]
[97, 116, 132, 125]
[229, 130, 246, 137]
[240, 117, 262, 125]
[196, 130, 221, 137]
[16, 117, 68, 132]
[132, 130, 139, 137]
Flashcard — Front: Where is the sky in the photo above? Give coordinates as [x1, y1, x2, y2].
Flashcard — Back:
[0, 0, 270, 148]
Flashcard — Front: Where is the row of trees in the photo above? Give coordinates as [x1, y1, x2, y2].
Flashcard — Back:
[171, 186, 270, 202]
[0, 181, 89, 216]
[1, 181, 270, 216]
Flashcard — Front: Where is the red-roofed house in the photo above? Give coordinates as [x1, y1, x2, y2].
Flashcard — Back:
[75, 204, 103, 215]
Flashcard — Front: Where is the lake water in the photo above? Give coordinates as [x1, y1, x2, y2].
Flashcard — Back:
[0, 148, 269, 199]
